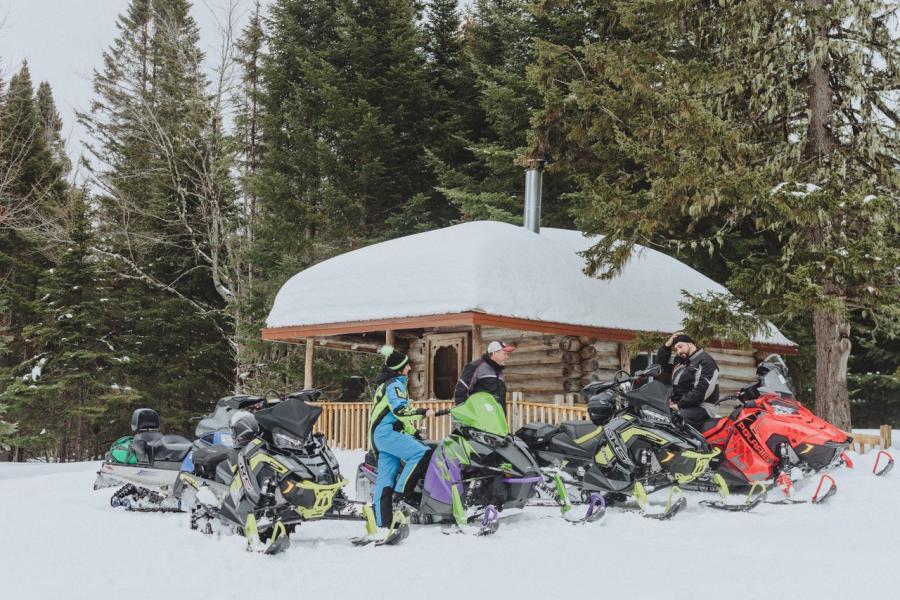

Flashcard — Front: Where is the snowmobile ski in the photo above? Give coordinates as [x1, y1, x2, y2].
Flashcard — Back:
[811, 474, 836, 504]
[633, 482, 686, 520]
[351, 506, 410, 547]
[441, 504, 501, 536]
[243, 514, 291, 555]
[765, 473, 837, 505]
[873, 450, 894, 477]
[699, 481, 767, 512]
[552, 474, 606, 523]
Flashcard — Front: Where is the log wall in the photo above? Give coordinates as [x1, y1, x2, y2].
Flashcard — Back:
[402, 327, 761, 404]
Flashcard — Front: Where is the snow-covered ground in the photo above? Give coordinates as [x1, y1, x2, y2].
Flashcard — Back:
[2, 448, 898, 600]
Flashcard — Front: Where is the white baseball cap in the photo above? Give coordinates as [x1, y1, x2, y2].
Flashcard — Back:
[487, 341, 516, 354]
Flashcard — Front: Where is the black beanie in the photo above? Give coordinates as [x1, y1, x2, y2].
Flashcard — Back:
[672, 334, 694, 345]
[379, 345, 410, 371]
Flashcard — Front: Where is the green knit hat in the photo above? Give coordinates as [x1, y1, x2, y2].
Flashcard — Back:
[379, 345, 409, 371]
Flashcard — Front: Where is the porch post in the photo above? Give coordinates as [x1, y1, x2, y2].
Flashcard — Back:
[304, 337, 315, 389]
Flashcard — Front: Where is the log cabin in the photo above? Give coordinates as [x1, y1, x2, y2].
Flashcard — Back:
[260, 219, 796, 405]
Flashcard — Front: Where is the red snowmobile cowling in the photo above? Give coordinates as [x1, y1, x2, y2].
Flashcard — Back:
[701, 359, 851, 488]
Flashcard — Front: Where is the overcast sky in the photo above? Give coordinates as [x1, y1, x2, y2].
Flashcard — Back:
[0, 0, 476, 178]
[0, 0, 272, 174]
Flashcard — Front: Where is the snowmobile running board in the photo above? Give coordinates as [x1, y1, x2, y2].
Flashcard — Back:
[873, 450, 894, 477]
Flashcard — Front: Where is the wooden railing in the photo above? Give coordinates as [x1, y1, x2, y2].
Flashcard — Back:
[848, 425, 893, 454]
[313, 393, 590, 450]
[313, 396, 893, 454]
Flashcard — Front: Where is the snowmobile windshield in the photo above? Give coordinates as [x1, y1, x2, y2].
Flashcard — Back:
[196, 403, 231, 437]
[758, 370, 794, 397]
[623, 380, 671, 414]
[451, 392, 509, 437]
[195, 395, 264, 437]
[254, 397, 323, 441]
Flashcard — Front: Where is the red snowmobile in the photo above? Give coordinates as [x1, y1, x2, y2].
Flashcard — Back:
[697, 356, 883, 505]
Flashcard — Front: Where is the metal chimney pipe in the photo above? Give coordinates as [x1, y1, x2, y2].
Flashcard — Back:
[523, 159, 545, 234]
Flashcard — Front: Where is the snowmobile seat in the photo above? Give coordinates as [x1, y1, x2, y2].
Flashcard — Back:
[147, 434, 193, 463]
[516, 423, 560, 450]
[560, 421, 599, 443]
[192, 444, 232, 475]
[129, 432, 162, 464]
[131, 408, 161, 432]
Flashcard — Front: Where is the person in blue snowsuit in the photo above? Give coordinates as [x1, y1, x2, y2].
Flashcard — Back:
[368, 345, 434, 528]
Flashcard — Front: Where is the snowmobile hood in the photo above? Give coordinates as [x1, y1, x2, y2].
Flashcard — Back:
[624, 380, 671, 414]
[254, 398, 322, 441]
[451, 392, 509, 437]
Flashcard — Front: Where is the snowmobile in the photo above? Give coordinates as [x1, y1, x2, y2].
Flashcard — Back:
[179, 392, 282, 474]
[93, 394, 270, 511]
[517, 365, 729, 519]
[93, 408, 193, 512]
[695, 356, 863, 504]
[355, 391, 603, 537]
[176, 391, 409, 554]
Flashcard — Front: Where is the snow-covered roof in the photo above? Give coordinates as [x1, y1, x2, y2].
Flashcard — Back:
[266, 221, 794, 347]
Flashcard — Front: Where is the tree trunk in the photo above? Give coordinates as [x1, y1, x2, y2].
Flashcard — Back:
[813, 309, 852, 431]
[806, 0, 849, 430]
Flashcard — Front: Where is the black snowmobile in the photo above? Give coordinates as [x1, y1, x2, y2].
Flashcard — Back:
[176, 390, 409, 554]
[355, 391, 603, 536]
[517, 365, 732, 519]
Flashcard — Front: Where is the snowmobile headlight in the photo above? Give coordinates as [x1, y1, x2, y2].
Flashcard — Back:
[273, 431, 305, 450]
[641, 407, 671, 424]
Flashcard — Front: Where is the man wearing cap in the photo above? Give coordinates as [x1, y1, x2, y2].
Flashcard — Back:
[368, 345, 435, 529]
[453, 341, 515, 412]
[657, 332, 720, 430]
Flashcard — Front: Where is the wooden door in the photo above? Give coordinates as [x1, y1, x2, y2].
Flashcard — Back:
[424, 332, 469, 400]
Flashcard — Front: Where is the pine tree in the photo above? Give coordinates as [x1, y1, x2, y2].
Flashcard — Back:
[0, 65, 71, 457]
[434, 0, 579, 227]
[1, 192, 138, 460]
[531, 0, 899, 429]
[80, 0, 235, 431]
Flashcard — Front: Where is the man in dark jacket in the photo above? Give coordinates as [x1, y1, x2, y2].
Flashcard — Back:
[453, 341, 515, 412]
[656, 332, 720, 430]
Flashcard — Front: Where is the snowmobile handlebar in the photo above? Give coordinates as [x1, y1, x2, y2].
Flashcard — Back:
[433, 408, 453, 417]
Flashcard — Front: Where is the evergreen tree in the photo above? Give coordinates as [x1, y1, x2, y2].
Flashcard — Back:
[80, 0, 235, 430]
[434, 0, 579, 227]
[243, 0, 435, 393]
[531, 0, 899, 429]
[0, 65, 71, 456]
[1, 192, 137, 460]
[35, 82, 71, 178]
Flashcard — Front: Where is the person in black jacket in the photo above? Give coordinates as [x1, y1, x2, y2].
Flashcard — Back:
[656, 332, 720, 430]
[453, 341, 515, 412]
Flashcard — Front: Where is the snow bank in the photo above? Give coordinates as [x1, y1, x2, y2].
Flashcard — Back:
[2, 447, 898, 599]
[267, 221, 794, 347]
